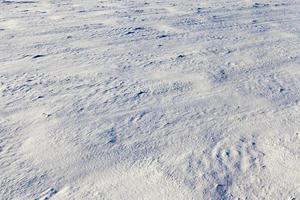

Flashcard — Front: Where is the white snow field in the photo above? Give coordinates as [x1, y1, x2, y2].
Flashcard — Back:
[0, 0, 300, 199]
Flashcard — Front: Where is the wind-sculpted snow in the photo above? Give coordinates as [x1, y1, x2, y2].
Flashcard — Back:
[0, 0, 300, 199]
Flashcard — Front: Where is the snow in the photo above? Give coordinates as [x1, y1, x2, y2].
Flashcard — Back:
[0, 0, 300, 199]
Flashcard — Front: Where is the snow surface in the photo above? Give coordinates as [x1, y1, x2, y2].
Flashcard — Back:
[0, 0, 300, 199]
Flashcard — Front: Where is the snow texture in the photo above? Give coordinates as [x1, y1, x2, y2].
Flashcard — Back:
[0, 0, 300, 199]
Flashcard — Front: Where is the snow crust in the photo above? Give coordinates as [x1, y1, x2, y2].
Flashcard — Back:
[1, 0, 300, 199]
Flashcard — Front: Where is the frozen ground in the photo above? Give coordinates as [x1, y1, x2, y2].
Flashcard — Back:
[0, 0, 300, 199]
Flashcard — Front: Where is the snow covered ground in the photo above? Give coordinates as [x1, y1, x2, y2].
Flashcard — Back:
[1, 0, 300, 199]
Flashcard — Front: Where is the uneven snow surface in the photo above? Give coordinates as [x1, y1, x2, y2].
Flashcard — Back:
[1, 0, 300, 199]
